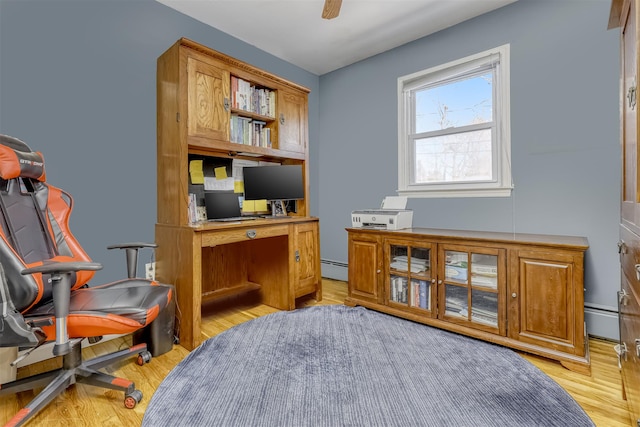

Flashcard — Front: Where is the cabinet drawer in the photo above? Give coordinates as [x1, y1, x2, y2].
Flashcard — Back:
[620, 273, 640, 414]
[620, 225, 640, 288]
[201, 224, 289, 246]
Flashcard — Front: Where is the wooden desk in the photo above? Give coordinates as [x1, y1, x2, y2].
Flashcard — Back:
[155, 216, 321, 351]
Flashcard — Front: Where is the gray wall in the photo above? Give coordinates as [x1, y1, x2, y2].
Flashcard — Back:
[0, 0, 319, 284]
[319, 0, 620, 338]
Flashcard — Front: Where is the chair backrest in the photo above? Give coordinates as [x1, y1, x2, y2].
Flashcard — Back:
[0, 134, 95, 313]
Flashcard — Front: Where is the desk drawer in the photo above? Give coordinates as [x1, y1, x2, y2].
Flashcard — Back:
[201, 224, 290, 246]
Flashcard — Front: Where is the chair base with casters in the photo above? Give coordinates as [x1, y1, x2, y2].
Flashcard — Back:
[1, 340, 151, 426]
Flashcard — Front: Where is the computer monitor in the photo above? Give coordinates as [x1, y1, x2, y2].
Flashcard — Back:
[243, 164, 304, 201]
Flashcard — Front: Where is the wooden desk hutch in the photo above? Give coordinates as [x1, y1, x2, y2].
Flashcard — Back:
[155, 38, 321, 351]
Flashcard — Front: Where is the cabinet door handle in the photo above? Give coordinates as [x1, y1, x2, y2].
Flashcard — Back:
[636, 339, 640, 357]
[246, 230, 257, 239]
[628, 80, 637, 110]
[376, 269, 381, 274]
[511, 292, 517, 298]
[617, 342, 628, 364]
[224, 97, 230, 112]
[279, 113, 285, 125]
[618, 240, 627, 254]
[619, 289, 629, 306]
[635, 264, 640, 281]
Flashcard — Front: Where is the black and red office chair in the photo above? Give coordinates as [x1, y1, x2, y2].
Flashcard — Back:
[0, 134, 174, 426]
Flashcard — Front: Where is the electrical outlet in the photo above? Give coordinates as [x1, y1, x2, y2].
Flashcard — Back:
[145, 262, 156, 281]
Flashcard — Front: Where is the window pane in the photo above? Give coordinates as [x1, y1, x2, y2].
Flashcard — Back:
[414, 73, 493, 134]
[413, 128, 492, 184]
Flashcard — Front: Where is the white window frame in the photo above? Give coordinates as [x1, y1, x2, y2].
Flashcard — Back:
[397, 44, 512, 198]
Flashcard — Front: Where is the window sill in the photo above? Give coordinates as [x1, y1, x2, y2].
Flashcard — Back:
[397, 186, 513, 198]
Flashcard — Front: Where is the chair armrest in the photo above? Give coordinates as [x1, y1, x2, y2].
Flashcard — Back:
[107, 242, 157, 279]
[20, 262, 102, 356]
[106, 242, 158, 251]
[21, 261, 102, 275]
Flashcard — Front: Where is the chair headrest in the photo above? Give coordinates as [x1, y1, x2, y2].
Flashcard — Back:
[0, 135, 46, 181]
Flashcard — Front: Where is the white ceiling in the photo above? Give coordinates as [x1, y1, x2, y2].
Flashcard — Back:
[156, 0, 517, 75]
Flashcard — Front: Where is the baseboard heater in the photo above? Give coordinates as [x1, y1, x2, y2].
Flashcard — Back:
[321, 259, 348, 281]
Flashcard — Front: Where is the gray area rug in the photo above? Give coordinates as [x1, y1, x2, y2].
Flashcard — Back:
[142, 305, 594, 426]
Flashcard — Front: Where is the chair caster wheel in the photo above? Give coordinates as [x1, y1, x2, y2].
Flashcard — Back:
[124, 389, 143, 409]
[136, 350, 152, 366]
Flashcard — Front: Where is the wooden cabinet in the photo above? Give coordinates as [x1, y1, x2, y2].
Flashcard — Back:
[348, 232, 383, 304]
[278, 89, 308, 153]
[508, 249, 584, 360]
[611, 0, 640, 421]
[157, 38, 312, 226]
[186, 56, 230, 141]
[156, 38, 320, 350]
[346, 228, 589, 374]
[292, 222, 322, 299]
[438, 243, 506, 336]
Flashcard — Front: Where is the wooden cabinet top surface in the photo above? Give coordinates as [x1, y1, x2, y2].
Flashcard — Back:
[170, 37, 311, 94]
[346, 227, 589, 251]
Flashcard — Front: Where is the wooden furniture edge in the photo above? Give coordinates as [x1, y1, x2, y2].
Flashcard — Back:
[175, 37, 311, 94]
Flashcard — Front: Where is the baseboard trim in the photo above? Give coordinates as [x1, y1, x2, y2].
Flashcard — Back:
[321, 258, 348, 281]
[320, 260, 620, 341]
[584, 305, 619, 341]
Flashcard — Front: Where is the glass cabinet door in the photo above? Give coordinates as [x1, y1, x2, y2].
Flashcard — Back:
[387, 242, 433, 314]
[440, 246, 504, 334]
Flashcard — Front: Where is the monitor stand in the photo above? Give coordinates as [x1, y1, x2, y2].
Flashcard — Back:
[271, 200, 287, 217]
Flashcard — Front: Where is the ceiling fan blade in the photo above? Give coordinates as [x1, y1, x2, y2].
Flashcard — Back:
[322, 0, 342, 19]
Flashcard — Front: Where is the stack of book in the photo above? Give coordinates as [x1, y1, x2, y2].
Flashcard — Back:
[389, 255, 428, 273]
[390, 276, 408, 304]
[231, 76, 276, 118]
[230, 116, 272, 147]
[410, 279, 430, 310]
[470, 263, 498, 289]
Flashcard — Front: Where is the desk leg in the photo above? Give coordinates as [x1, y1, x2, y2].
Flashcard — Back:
[156, 225, 201, 351]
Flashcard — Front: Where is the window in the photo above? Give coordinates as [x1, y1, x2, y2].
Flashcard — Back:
[397, 45, 511, 198]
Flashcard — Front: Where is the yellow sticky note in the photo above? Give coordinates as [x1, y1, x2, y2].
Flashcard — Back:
[255, 199, 267, 212]
[242, 200, 255, 213]
[234, 181, 244, 193]
[214, 167, 228, 180]
[189, 160, 204, 184]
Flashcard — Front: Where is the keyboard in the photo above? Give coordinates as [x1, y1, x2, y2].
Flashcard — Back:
[210, 216, 259, 222]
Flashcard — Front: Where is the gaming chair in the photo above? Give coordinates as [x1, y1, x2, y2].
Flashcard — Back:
[0, 134, 174, 426]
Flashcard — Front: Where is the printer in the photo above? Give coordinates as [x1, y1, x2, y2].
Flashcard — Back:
[351, 196, 413, 230]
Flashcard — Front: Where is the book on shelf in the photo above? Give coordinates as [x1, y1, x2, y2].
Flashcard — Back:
[231, 76, 276, 118]
[390, 276, 408, 304]
[230, 116, 272, 148]
[410, 279, 430, 310]
[188, 193, 198, 225]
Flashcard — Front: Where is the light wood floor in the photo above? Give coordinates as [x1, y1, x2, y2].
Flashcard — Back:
[0, 279, 633, 426]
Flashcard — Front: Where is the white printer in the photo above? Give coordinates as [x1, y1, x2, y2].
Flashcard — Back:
[351, 196, 413, 230]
